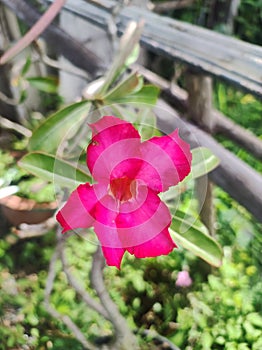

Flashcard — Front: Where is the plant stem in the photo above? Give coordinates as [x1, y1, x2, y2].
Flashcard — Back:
[91, 246, 139, 350]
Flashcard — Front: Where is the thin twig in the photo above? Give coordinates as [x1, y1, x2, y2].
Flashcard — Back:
[60, 236, 110, 320]
[14, 217, 57, 239]
[0, 91, 20, 106]
[0, 115, 32, 137]
[33, 41, 90, 80]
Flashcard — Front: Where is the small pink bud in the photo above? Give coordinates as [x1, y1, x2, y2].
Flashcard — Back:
[175, 270, 192, 288]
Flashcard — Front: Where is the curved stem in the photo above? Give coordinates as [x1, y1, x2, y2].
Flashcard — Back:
[60, 236, 110, 321]
[91, 246, 139, 350]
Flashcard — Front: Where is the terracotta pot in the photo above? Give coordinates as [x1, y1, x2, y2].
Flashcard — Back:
[0, 195, 57, 226]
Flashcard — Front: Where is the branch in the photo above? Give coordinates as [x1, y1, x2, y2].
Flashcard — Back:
[0, 90, 19, 106]
[0, 115, 32, 137]
[14, 217, 56, 239]
[91, 246, 139, 349]
[59, 237, 110, 320]
[44, 230, 96, 350]
[0, 0, 66, 64]
[33, 42, 89, 79]
[0, 0, 104, 77]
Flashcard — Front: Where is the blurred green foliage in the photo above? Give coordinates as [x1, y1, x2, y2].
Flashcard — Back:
[0, 220, 261, 349]
[213, 82, 262, 173]
[0, 150, 56, 203]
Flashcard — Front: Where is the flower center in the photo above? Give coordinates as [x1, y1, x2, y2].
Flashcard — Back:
[110, 176, 134, 202]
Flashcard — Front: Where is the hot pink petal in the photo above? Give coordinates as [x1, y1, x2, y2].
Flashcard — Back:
[90, 138, 142, 183]
[127, 228, 176, 258]
[89, 115, 128, 135]
[92, 194, 127, 268]
[137, 129, 192, 192]
[56, 183, 98, 233]
[87, 116, 140, 177]
[101, 246, 125, 269]
[116, 185, 172, 248]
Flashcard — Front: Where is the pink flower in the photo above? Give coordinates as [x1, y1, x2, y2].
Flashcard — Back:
[56, 116, 192, 268]
[175, 270, 192, 288]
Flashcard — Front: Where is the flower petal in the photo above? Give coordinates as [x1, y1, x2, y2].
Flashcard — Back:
[90, 138, 142, 183]
[137, 129, 192, 192]
[87, 116, 140, 177]
[101, 246, 125, 269]
[89, 115, 128, 135]
[127, 228, 176, 258]
[116, 185, 172, 248]
[92, 194, 127, 268]
[56, 183, 104, 233]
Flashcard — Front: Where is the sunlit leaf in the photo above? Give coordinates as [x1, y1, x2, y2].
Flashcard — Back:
[19, 152, 91, 189]
[170, 210, 223, 267]
[27, 76, 58, 93]
[98, 21, 144, 95]
[103, 72, 143, 101]
[125, 44, 140, 67]
[187, 147, 220, 181]
[104, 85, 159, 105]
[134, 108, 160, 140]
[28, 101, 91, 154]
[110, 105, 160, 141]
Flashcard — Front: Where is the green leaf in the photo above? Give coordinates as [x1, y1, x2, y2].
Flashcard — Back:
[98, 21, 144, 95]
[104, 85, 159, 105]
[28, 101, 91, 154]
[21, 57, 32, 76]
[103, 72, 143, 101]
[18, 89, 28, 104]
[170, 210, 223, 267]
[19, 152, 91, 189]
[189, 147, 220, 180]
[125, 44, 140, 67]
[27, 76, 58, 94]
[134, 107, 160, 141]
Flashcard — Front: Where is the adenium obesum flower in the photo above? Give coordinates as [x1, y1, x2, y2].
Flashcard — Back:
[56, 116, 192, 268]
